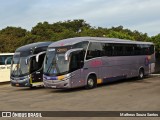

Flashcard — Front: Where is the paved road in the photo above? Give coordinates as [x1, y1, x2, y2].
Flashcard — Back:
[0, 76, 160, 119]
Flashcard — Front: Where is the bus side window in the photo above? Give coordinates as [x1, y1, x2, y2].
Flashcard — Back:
[70, 51, 84, 72]
[0, 55, 12, 65]
[139, 44, 150, 55]
[70, 54, 78, 72]
[38, 54, 45, 68]
[124, 45, 134, 56]
[6, 56, 12, 64]
[30, 54, 45, 73]
[31, 57, 38, 71]
[0, 57, 3, 65]
[86, 42, 103, 60]
[149, 45, 154, 55]
[101, 43, 113, 56]
[73, 41, 89, 50]
[113, 44, 124, 56]
[134, 45, 141, 55]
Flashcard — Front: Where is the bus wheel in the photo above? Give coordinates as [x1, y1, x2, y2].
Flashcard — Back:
[138, 69, 144, 79]
[86, 76, 97, 89]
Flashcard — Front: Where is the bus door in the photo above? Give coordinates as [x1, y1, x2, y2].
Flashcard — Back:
[30, 53, 46, 86]
[69, 51, 85, 87]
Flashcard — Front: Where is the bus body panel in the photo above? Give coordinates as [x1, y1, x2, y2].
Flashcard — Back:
[70, 69, 84, 88]
[0, 64, 12, 82]
[82, 58, 102, 85]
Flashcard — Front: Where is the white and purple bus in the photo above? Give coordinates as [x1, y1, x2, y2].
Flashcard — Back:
[43, 37, 155, 89]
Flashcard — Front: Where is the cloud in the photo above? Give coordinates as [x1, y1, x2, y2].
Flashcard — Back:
[75, 0, 160, 36]
[0, 0, 160, 36]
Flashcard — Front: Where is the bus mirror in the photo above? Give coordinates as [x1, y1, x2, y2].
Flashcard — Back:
[25, 58, 29, 65]
[65, 48, 83, 61]
[25, 54, 37, 65]
[65, 55, 69, 61]
[36, 51, 46, 62]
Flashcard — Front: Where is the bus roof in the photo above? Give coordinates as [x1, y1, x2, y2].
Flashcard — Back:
[16, 42, 52, 52]
[49, 37, 153, 48]
[0, 53, 14, 55]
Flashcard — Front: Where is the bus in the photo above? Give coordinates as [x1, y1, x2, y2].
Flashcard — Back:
[43, 37, 155, 89]
[10, 42, 52, 88]
[0, 53, 14, 82]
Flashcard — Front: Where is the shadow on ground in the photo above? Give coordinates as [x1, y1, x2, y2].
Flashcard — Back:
[52, 77, 151, 93]
[12, 86, 45, 91]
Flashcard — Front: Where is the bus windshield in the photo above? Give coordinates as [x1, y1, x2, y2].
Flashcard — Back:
[11, 53, 29, 77]
[43, 49, 70, 76]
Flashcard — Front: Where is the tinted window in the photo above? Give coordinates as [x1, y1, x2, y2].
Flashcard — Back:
[134, 45, 141, 55]
[102, 43, 113, 56]
[124, 45, 134, 56]
[134, 44, 154, 55]
[73, 41, 89, 50]
[149, 45, 154, 55]
[20, 51, 32, 57]
[86, 42, 103, 60]
[0, 55, 13, 65]
[70, 51, 85, 72]
[34, 47, 47, 54]
[113, 44, 124, 56]
[30, 54, 45, 73]
[86, 43, 154, 58]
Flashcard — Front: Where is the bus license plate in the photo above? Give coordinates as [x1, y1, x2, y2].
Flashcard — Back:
[16, 84, 19, 86]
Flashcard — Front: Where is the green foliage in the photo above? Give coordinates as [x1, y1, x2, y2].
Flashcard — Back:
[106, 30, 134, 40]
[80, 27, 107, 37]
[151, 34, 160, 51]
[0, 19, 159, 53]
[0, 27, 27, 52]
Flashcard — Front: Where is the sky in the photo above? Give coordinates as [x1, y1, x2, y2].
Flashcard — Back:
[0, 0, 160, 36]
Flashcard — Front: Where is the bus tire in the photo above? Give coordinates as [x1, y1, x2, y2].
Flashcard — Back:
[86, 75, 97, 89]
[138, 68, 144, 79]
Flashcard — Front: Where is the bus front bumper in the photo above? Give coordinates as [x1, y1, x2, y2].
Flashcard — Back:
[10, 76, 31, 87]
[43, 75, 71, 89]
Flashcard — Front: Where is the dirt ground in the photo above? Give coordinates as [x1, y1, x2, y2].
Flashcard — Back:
[0, 76, 160, 120]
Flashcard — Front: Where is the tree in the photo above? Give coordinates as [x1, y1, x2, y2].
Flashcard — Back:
[31, 22, 54, 40]
[0, 27, 27, 52]
[60, 19, 91, 33]
[106, 30, 134, 40]
[0, 19, 159, 53]
[151, 34, 160, 52]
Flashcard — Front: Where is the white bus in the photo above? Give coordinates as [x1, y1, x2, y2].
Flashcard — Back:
[0, 53, 14, 82]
